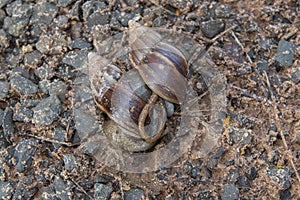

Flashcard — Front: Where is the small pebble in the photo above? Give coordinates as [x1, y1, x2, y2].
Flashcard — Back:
[30, 2, 58, 25]
[3, 2, 31, 37]
[246, 167, 257, 180]
[14, 139, 38, 172]
[164, 100, 174, 117]
[227, 169, 239, 184]
[32, 95, 61, 126]
[94, 183, 113, 200]
[87, 12, 110, 28]
[24, 50, 43, 67]
[74, 108, 99, 141]
[0, 29, 10, 50]
[237, 176, 250, 188]
[81, 140, 102, 156]
[13, 104, 33, 122]
[0, 181, 14, 199]
[41, 186, 56, 200]
[12, 177, 38, 199]
[214, 4, 231, 18]
[266, 167, 291, 183]
[36, 32, 70, 55]
[10, 74, 38, 95]
[94, 174, 114, 184]
[53, 175, 72, 200]
[57, 0, 74, 7]
[70, 39, 92, 50]
[0, 81, 9, 99]
[115, 10, 135, 27]
[57, 65, 76, 80]
[52, 125, 67, 146]
[34, 65, 55, 80]
[49, 80, 67, 101]
[245, 20, 259, 32]
[2, 107, 14, 143]
[291, 65, 300, 84]
[21, 98, 40, 108]
[275, 40, 296, 68]
[281, 180, 291, 190]
[279, 190, 291, 200]
[296, 131, 300, 145]
[62, 49, 89, 69]
[227, 127, 252, 145]
[222, 184, 239, 200]
[256, 59, 269, 75]
[63, 154, 77, 172]
[225, 159, 235, 167]
[82, 1, 107, 22]
[206, 157, 218, 170]
[124, 188, 145, 200]
[211, 146, 226, 159]
[200, 19, 225, 38]
[53, 15, 69, 30]
[38, 79, 51, 94]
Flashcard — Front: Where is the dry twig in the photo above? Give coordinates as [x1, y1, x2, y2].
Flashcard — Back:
[24, 133, 79, 147]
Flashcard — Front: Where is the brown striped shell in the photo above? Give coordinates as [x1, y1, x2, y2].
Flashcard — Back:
[89, 53, 167, 151]
[129, 21, 189, 104]
[89, 22, 190, 152]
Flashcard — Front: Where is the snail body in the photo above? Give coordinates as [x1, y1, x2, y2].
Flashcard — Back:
[89, 22, 189, 152]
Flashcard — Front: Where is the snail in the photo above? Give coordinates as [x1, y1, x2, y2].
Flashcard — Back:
[128, 21, 189, 104]
[90, 56, 168, 152]
[89, 21, 190, 152]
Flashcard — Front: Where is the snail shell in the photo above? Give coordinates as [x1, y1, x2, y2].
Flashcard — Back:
[89, 53, 167, 152]
[89, 22, 191, 152]
[128, 22, 189, 104]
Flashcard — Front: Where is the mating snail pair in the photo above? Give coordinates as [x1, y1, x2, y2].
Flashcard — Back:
[89, 22, 199, 152]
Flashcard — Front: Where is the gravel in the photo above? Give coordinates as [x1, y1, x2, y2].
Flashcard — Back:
[291, 64, 300, 84]
[52, 125, 68, 149]
[200, 19, 225, 38]
[32, 95, 61, 126]
[3, 1, 31, 37]
[94, 183, 113, 200]
[0, 81, 9, 99]
[10, 74, 38, 95]
[62, 49, 89, 69]
[227, 169, 239, 184]
[24, 50, 43, 67]
[266, 167, 292, 183]
[2, 107, 14, 143]
[12, 177, 38, 199]
[34, 65, 55, 80]
[49, 80, 67, 101]
[63, 154, 77, 172]
[14, 139, 38, 173]
[0, 181, 14, 199]
[124, 188, 145, 200]
[53, 175, 72, 200]
[0, 0, 299, 199]
[36, 31, 70, 55]
[13, 104, 33, 122]
[275, 40, 296, 68]
[227, 127, 252, 145]
[222, 184, 239, 200]
[0, 29, 9, 50]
